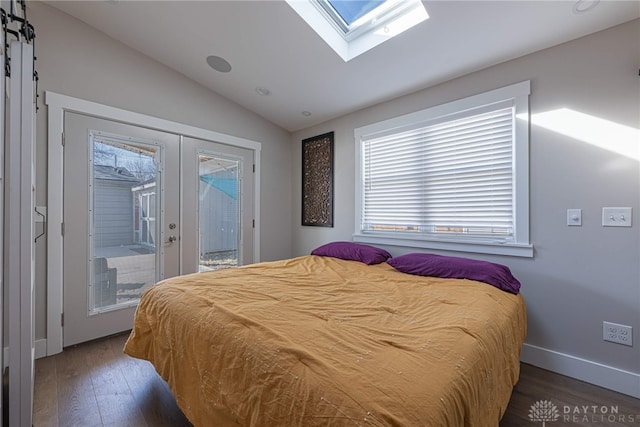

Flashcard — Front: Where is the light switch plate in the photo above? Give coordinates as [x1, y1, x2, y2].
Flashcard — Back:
[602, 207, 632, 227]
[567, 209, 582, 226]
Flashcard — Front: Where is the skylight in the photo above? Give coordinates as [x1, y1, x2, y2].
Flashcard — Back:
[286, 0, 428, 62]
[326, 1, 385, 27]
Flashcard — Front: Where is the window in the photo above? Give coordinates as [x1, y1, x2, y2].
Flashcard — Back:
[286, 0, 428, 61]
[324, 1, 384, 28]
[318, 0, 424, 41]
[354, 81, 532, 257]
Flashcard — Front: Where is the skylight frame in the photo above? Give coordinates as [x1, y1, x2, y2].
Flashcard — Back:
[286, 0, 428, 62]
[316, 0, 418, 42]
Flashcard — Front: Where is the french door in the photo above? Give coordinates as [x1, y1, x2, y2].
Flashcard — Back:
[63, 113, 253, 346]
[181, 136, 254, 275]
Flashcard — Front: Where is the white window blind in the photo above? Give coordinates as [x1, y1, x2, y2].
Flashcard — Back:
[362, 104, 515, 242]
[355, 81, 531, 256]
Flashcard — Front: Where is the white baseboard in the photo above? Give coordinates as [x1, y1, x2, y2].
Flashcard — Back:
[35, 339, 47, 359]
[521, 343, 640, 399]
[3, 339, 48, 369]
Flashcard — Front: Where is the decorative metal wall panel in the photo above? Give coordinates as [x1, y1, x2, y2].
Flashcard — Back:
[302, 132, 334, 227]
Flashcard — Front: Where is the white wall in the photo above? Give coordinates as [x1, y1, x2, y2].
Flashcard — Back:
[292, 20, 640, 394]
[30, 3, 293, 340]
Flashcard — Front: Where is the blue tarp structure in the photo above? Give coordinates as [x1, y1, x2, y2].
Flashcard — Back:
[200, 175, 238, 200]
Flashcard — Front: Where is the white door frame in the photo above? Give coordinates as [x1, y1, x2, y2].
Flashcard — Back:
[45, 91, 262, 356]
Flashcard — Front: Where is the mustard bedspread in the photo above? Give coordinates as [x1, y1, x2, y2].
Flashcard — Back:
[124, 255, 526, 427]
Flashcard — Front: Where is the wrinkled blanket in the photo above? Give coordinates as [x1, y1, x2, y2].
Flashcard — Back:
[125, 255, 526, 426]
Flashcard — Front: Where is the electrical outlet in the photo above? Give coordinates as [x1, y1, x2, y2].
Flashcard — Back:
[603, 321, 633, 346]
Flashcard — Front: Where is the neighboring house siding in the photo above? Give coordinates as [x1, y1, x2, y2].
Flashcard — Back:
[199, 170, 238, 255]
[94, 182, 134, 248]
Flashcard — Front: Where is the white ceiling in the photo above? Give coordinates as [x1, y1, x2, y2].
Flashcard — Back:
[44, 1, 639, 132]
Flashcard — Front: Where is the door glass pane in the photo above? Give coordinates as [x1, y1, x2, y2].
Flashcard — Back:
[91, 137, 159, 313]
[198, 154, 240, 271]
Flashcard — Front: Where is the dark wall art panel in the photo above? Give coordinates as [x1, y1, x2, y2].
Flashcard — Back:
[302, 132, 334, 227]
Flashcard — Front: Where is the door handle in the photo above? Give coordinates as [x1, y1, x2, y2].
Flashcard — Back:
[166, 235, 177, 243]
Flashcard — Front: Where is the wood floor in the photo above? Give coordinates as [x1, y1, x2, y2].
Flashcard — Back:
[33, 333, 192, 427]
[33, 332, 640, 427]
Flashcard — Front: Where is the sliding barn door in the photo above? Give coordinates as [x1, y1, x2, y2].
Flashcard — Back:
[5, 41, 36, 427]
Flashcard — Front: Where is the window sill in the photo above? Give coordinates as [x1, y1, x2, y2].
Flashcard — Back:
[352, 233, 534, 258]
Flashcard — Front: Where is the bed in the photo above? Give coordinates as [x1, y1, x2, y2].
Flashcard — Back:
[124, 249, 526, 427]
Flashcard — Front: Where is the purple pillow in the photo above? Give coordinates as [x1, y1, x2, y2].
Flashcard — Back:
[311, 241, 391, 265]
[387, 253, 521, 294]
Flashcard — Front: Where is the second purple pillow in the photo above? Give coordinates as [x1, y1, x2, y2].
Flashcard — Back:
[387, 253, 521, 294]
